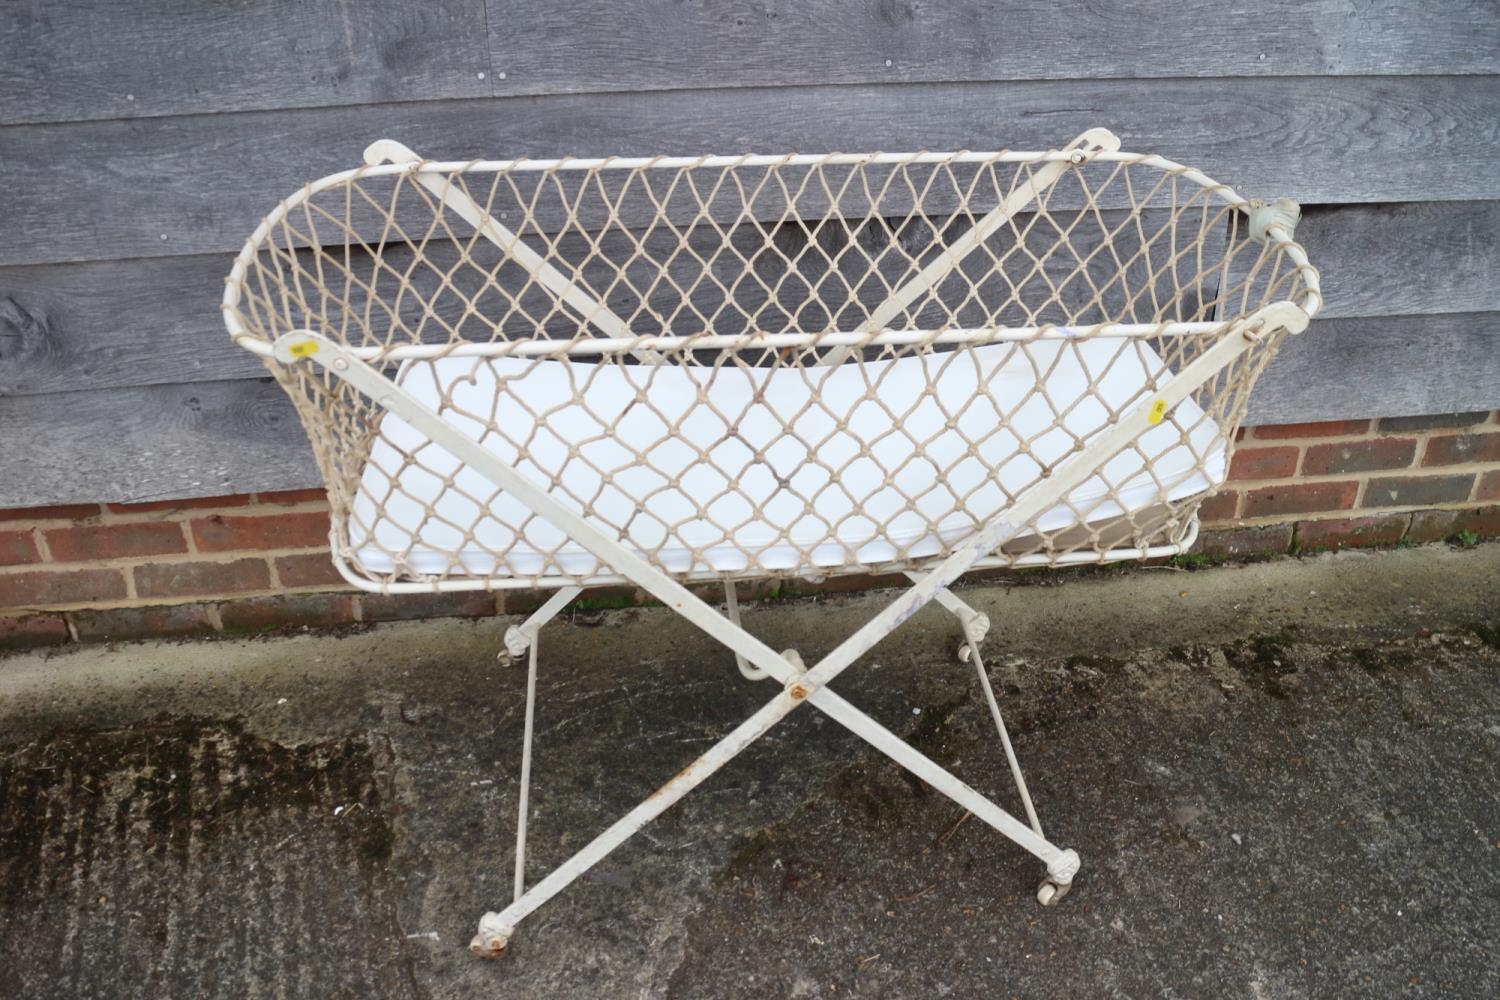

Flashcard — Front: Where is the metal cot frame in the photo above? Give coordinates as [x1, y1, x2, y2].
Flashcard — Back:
[223, 128, 1320, 957]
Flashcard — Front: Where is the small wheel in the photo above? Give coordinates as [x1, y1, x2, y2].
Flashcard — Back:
[469, 929, 511, 959]
[957, 643, 974, 664]
[1036, 878, 1071, 907]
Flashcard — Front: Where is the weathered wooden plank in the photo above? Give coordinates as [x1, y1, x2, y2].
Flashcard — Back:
[6, 1, 1495, 130]
[1297, 201, 1500, 319]
[2, 74, 1496, 267]
[3, 313, 1497, 506]
[0, 0, 491, 126]
[0, 257, 268, 397]
[4, 200, 1495, 397]
[1249, 312, 1500, 425]
[486, 0, 1500, 96]
[0, 379, 317, 507]
[1, 219, 1220, 394]
[150, 153, 1242, 273]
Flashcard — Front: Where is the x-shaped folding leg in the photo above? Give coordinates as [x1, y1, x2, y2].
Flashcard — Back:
[482, 568, 1079, 960]
[276, 299, 1297, 958]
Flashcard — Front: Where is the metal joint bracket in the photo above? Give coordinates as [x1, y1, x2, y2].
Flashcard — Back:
[960, 609, 991, 644]
[1047, 848, 1082, 884]
[1248, 197, 1301, 245]
[1066, 142, 1105, 166]
[1065, 126, 1117, 166]
[471, 916, 513, 959]
[781, 650, 811, 698]
[503, 626, 532, 660]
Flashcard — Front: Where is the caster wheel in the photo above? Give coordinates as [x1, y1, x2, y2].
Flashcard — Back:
[1036, 878, 1071, 907]
[957, 643, 975, 664]
[469, 929, 511, 959]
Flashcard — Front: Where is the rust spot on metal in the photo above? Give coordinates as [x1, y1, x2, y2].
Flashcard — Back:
[469, 937, 510, 960]
[789, 684, 808, 701]
[647, 760, 700, 803]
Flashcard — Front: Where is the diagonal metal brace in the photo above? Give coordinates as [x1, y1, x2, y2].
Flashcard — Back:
[364, 139, 660, 364]
[820, 127, 1120, 366]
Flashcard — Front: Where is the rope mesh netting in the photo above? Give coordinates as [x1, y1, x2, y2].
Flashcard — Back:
[224, 148, 1318, 590]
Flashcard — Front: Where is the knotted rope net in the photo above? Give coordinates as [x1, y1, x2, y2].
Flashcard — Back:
[224, 146, 1319, 591]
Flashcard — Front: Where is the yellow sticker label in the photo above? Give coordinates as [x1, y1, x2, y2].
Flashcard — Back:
[1148, 399, 1168, 425]
[288, 340, 319, 358]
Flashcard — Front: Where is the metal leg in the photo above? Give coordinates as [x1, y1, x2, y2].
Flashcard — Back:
[473, 675, 808, 957]
[904, 571, 1034, 827]
[498, 586, 581, 935]
[906, 571, 990, 661]
[724, 581, 770, 681]
[470, 558, 1085, 957]
[503, 586, 583, 660]
[912, 575, 1048, 839]
[911, 579, 1070, 903]
[513, 636, 541, 905]
[963, 627, 1043, 837]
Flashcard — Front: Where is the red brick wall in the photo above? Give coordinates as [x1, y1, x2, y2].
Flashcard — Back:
[3, 411, 1497, 649]
[1197, 410, 1500, 558]
[0, 489, 497, 648]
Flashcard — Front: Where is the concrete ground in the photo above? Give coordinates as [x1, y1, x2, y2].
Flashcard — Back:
[1, 544, 1497, 999]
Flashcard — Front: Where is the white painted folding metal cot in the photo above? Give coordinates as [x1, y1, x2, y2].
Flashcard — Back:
[222, 127, 1321, 957]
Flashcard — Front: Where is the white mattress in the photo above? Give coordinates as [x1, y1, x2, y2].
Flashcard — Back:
[349, 340, 1226, 580]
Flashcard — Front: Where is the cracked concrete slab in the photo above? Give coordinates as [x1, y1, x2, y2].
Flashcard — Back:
[0, 544, 1496, 998]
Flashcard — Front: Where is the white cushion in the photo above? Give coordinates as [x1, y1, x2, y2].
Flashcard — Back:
[349, 339, 1225, 580]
